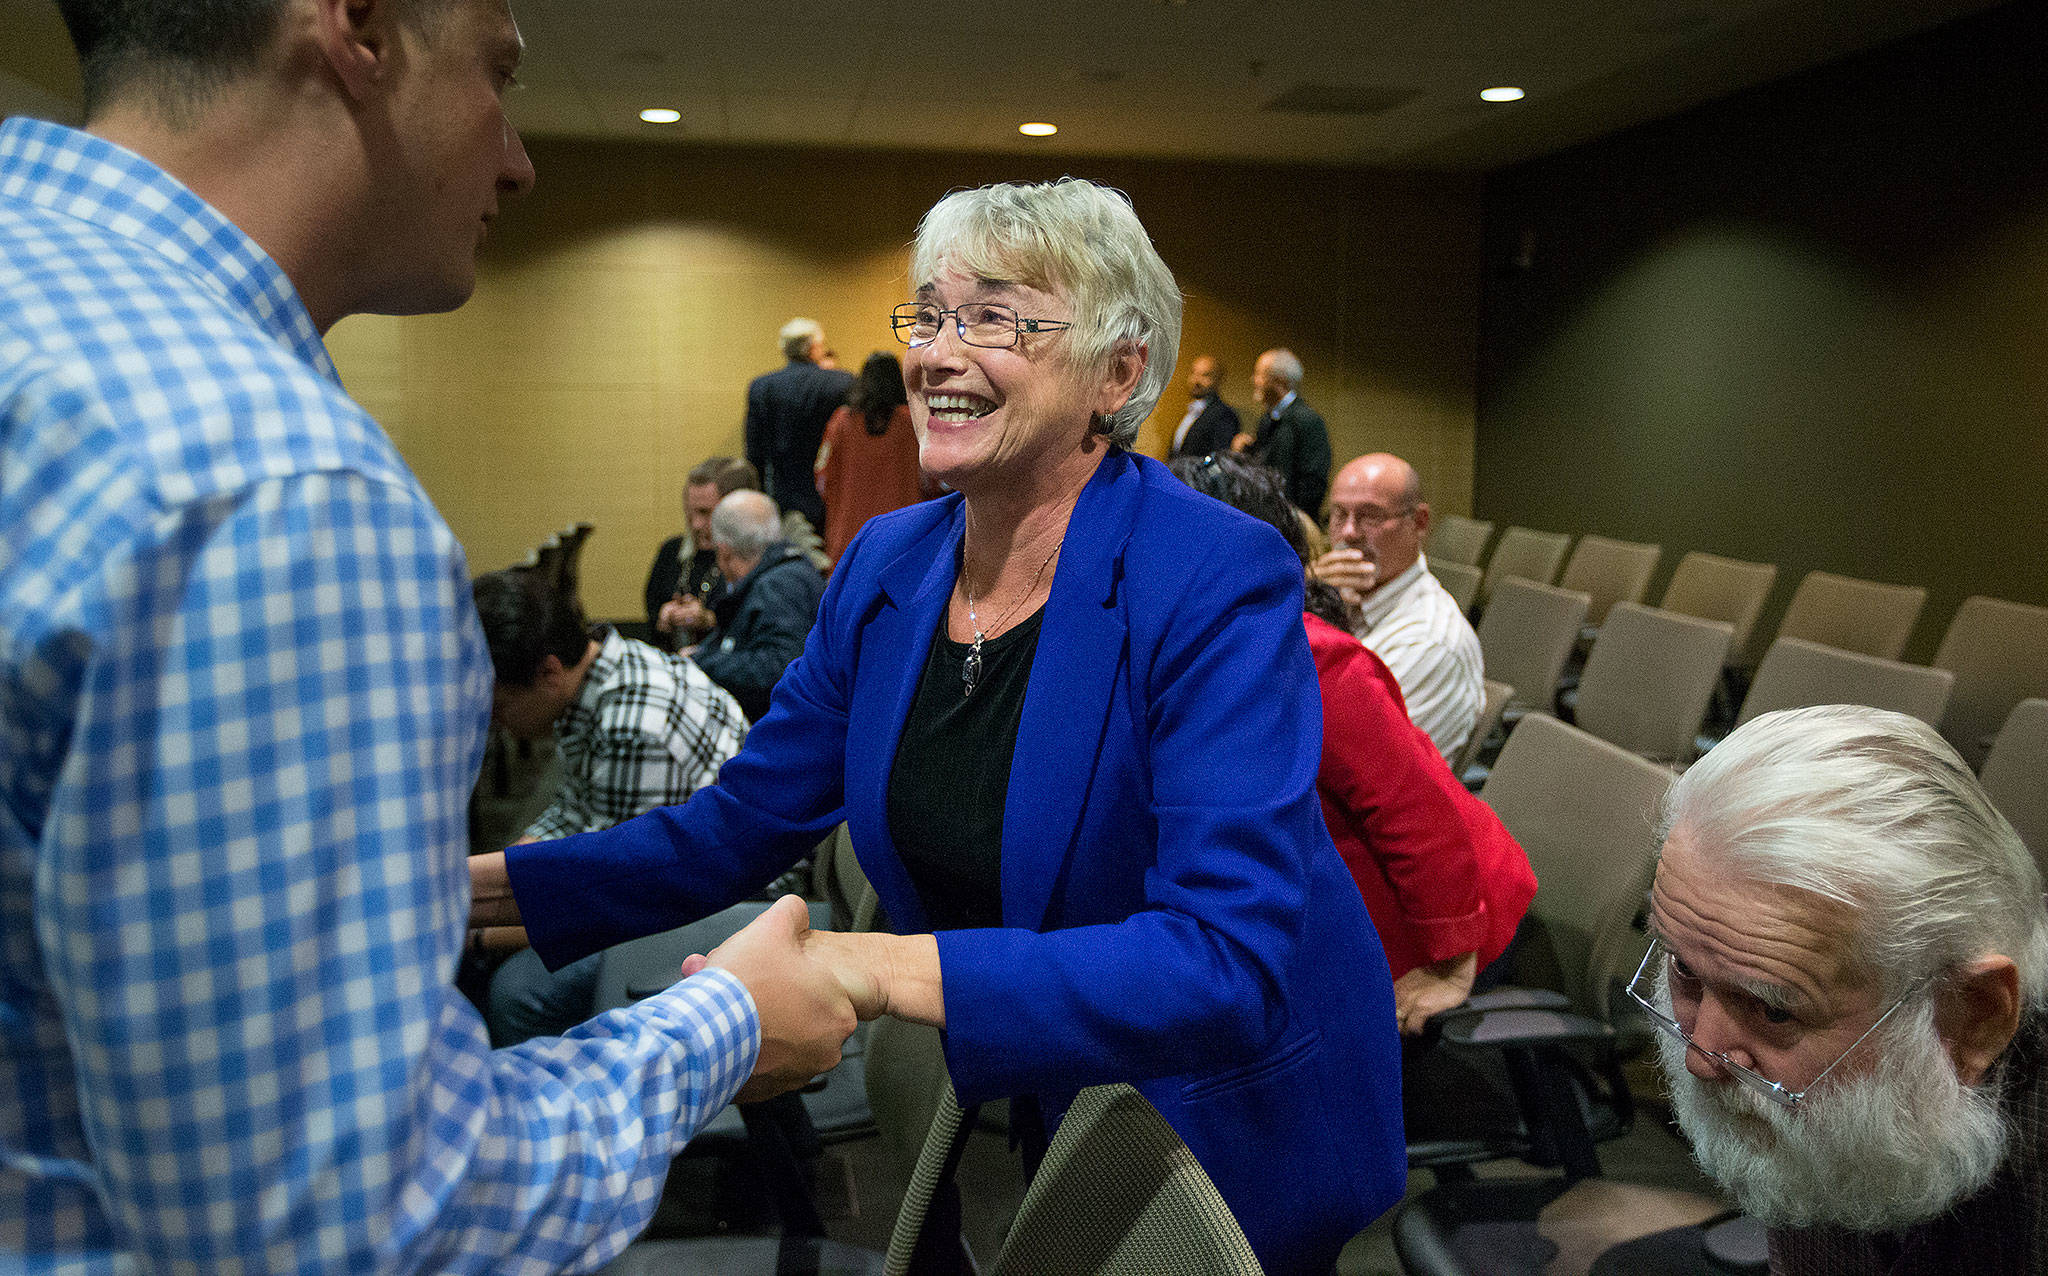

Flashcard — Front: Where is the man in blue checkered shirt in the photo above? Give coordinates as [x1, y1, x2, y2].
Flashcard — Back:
[0, 2, 858, 1272]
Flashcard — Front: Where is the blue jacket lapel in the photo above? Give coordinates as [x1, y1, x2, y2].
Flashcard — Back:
[842, 498, 965, 935]
[1002, 452, 1137, 930]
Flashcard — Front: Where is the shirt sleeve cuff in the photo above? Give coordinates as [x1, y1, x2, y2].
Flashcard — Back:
[631, 966, 762, 1116]
[1405, 904, 1491, 966]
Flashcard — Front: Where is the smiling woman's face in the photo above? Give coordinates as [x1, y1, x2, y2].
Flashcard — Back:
[904, 268, 1112, 497]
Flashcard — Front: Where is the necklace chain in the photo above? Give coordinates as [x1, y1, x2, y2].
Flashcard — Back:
[961, 541, 1060, 697]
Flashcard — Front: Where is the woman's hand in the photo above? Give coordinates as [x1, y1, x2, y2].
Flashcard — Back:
[468, 850, 522, 929]
[1393, 950, 1477, 1035]
[802, 928, 947, 1028]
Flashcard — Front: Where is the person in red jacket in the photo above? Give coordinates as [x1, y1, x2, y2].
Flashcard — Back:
[1174, 451, 1536, 1034]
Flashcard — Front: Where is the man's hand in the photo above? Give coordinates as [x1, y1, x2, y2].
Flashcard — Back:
[469, 850, 522, 929]
[658, 595, 713, 638]
[704, 896, 859, 1102]
[1310, 547, 1376, 606]
[1393, 950, 1478, 1036]
[1229, 431, 1255, 454]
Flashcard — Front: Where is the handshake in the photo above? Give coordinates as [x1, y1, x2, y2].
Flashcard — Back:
[468, 851, 926, 1103]
[682, 894, 897, 1102]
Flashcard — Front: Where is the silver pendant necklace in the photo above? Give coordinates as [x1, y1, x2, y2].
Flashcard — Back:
[961, 542, 1060, 697]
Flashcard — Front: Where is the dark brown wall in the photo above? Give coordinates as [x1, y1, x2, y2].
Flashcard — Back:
[1476, 1, 2048, 662]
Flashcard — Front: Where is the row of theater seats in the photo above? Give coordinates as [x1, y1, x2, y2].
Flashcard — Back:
[1433, 516, 2045, 862]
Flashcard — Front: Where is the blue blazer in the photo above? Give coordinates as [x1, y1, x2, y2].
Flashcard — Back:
[508, 449, 1406, 1271]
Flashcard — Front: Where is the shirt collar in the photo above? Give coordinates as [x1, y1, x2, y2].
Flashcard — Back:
[0, 117, 335, 384]
[562, 628, 623, 730]
[1359, 553, 1428, 629]
[1268, 390, 1298, 418]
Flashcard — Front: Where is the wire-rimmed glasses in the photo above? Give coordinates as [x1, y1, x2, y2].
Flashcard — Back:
[890, 301, 1073, 349]
[1625, 934, 1924, 1109]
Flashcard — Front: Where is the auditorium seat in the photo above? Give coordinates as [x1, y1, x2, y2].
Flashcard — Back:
[1429, 558, 1483, 614]
[1657, 552, 1778, 672]
[1773, 570, 1926, 661]
[1454, 678, 1514, 784]
[1931, 595, 2048, 771]
[1430, 514, 1495, 568]
[1396, 714, 1682, 1271]
[1476, 579, 1591, 719]
[1736, 637, 1953, 729]
[1572, 604, 1731, 765]
[1557, 535, 1662, 630]
[1981, 699, 2048, 870]
[884, 1071, 1260, 1274]
[1478, 527, 1573, 607]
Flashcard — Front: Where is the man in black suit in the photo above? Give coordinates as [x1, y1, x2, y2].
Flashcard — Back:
[1238, 347, 1332, 515]
[745, 318, 853, 530]
[1168, 355, 1242, 458]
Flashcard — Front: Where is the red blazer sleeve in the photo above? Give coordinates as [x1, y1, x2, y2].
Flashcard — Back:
[1306, 614, 1534, 979]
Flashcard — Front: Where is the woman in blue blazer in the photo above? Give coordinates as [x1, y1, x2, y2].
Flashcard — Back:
[488, 179, 1405, 1271]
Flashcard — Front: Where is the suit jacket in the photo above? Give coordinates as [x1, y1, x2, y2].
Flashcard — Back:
[1249, 396, 1333, 514]
[506, 449, 1406, 1271]
[1170, 394, 1242, 458]
[745, 358, 854, 528]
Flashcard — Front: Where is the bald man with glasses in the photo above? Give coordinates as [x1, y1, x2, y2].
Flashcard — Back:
[1312, 452, 1483, 763]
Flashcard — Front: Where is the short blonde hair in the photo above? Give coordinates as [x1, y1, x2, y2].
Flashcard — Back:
[909, 178, 1182, 448]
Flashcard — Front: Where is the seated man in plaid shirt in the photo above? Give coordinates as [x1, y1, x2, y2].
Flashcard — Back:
[471, 569, 751, 1044]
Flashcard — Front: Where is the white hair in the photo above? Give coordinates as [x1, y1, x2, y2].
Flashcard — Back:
[1665, 705, 2048, 1010]
[909, 178, 1183, 449]
[779, 317, 824, 361]
[1259, 348, 1303, 389]
[710, 489, 782, 560]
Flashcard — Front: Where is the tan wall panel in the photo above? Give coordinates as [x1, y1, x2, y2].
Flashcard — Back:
[329, 138, 1480, 619]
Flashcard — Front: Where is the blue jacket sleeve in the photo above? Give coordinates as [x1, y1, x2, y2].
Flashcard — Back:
[508, 537, 861, 968]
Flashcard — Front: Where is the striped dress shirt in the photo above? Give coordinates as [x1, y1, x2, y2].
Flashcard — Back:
[1, 116, 756, 1275]
[1356, 554, 1486, 763]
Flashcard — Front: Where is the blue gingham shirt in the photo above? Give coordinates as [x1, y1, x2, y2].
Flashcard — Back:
[0, 117, 758, 1274]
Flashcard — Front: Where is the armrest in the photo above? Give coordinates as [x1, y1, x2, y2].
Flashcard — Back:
[1439, 1006, 1616, 1050]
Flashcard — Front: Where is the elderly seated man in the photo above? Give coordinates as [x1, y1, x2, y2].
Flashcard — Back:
[1643, 704, 2045, 1274]
[687, 489, 826, 721]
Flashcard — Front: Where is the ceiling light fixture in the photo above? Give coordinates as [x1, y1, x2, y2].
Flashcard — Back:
[1018, 122, 1058, 137]
[1479, 87, 1525, 103]
[639, 108, 682, 124]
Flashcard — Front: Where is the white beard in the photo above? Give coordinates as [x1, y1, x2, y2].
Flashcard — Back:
[1657, 995, 2012, 1232]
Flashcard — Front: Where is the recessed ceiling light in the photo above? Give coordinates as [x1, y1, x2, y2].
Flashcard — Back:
[1479, 87, 1525, 103]
[639, 108, 682, 124]
[1018, 121, 1058, 137]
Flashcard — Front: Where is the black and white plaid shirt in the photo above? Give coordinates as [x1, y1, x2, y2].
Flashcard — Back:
[524, 629, 748, 841]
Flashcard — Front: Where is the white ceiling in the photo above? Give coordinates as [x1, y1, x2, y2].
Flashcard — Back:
[0, 0, 2005, 171]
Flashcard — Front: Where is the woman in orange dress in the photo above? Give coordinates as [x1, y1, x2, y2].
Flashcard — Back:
[814, 351, 933, 566]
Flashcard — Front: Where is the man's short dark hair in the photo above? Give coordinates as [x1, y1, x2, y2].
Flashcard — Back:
[685, 456, 761, 497]
[57, 0, 452, 121]
[472, 569, 588, 688]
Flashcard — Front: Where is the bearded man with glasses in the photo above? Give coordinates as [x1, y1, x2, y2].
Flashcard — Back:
[1642, 704, 2047, 1275]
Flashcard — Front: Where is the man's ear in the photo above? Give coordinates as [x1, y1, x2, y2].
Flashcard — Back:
[1936, 954, 2020, 1086]
[534, 653, 568, 690]
[1412, 502, 1432, 536]
[311, 0, 395, 101]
